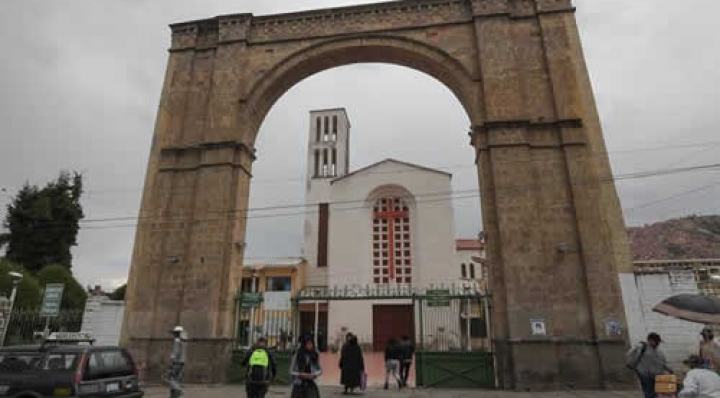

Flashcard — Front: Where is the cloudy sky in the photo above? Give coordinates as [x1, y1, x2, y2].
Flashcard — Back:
[1, 0, 718, 289]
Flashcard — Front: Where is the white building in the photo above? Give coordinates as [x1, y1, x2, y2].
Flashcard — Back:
[80, 296, 126, 346]
[300, 108, 481, 350]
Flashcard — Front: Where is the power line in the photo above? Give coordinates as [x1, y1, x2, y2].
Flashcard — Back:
[4, 161, 719, 234]
[4, 140, 720, 197]
[80, 161, 720, 224]
[626, 180, 720, 213]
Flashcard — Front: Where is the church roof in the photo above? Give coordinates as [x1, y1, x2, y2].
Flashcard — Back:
[331, 158, 451, 184]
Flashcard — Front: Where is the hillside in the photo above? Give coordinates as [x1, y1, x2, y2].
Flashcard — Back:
[629, 215, 720, 261]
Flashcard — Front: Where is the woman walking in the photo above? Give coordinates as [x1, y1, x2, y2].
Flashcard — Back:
[384, 338, 403, 390]
[291, 336, 323, 398]
[339, 334, 364, 394]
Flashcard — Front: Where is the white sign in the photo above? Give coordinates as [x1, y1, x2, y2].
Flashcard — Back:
[530, 319, 547, 336]
[263, 292, 291, 311]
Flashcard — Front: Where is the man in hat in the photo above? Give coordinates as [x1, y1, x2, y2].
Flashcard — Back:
[626, 332, 673, 398]
[679, 355, 720, 397]
[168, 326, 186, 398]
[242, 336, 277, 398]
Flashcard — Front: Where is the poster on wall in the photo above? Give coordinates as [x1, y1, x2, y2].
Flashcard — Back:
[605, 318, 623, 337]
[530, 319, 547, 336]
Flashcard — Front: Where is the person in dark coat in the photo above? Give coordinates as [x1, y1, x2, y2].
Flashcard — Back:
[398, 335, 415, 387]
[339, 334, 364, 394]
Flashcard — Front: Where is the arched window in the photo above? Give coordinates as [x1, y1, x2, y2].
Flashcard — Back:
[372, 197, 411, 285]
[461, 263, 467, 279]
[469, 263, 476, 279]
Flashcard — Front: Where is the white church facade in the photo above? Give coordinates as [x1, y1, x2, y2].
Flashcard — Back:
[296, 108, 485, 350]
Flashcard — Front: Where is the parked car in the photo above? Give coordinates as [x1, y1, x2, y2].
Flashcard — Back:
[0, 338, 143, 398]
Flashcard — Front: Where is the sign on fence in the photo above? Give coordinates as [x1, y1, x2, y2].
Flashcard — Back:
[40, 284, 65, 317]
[241, 293, 263, 308]
[426, 289, 451, 307]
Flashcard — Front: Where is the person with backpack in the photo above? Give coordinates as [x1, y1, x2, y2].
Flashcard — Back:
[626, 332, 673, 398]
[242, 336, 277, 398]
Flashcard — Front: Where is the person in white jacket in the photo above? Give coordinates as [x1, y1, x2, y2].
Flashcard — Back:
[680, 355, 720, 398]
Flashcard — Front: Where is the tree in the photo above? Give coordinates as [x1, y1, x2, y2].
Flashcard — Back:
[36, 265, 87, 311]
[0, 172, 84, 273]
[0, 259, 42, 310]
[109, 284, 126, 301]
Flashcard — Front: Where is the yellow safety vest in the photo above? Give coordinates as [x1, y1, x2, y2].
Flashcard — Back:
[249, 349, 269, 368]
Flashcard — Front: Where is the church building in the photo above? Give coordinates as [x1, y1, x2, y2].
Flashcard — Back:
[299, 108, 483, 350]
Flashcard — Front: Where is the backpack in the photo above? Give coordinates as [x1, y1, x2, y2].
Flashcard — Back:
[248, 349, 271, 383]
[627, 342, 648, 370]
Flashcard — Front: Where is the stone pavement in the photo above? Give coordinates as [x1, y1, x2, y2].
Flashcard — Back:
[142, 385, 640, 398]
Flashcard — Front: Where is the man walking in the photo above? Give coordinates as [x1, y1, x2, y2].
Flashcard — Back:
[398, 335, 414, 387]
[242, 336, 277, 398]
[168, 326, 186, 398]
[627, 332, 673, 398]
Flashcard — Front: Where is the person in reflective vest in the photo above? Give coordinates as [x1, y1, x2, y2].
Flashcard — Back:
[242, 336, 277, 398]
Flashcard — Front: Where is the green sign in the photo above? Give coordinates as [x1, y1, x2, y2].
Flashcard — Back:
[241, 293, 263, 308]
[426, 289, 451, 307]
[40, 284, 65, 317]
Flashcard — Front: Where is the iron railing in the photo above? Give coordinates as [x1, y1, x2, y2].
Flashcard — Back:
[3, 310, 84, 346]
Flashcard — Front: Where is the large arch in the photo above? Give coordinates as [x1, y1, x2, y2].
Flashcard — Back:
[121, 0, 635, 391]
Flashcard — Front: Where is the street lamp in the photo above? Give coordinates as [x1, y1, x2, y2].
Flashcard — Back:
[1, 271, 24, 346]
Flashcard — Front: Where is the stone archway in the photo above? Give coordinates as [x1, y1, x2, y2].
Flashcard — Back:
[121, 0, 634, 390]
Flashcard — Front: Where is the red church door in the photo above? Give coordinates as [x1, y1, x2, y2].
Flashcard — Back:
[372, 304, 414, 351]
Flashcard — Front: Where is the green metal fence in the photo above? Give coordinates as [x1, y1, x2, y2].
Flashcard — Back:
[3, 310, 84, 346]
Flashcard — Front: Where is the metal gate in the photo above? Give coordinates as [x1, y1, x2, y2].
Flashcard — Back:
[414, 292, 495, 389]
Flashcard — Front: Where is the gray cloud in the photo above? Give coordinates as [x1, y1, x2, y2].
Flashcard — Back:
[1, 0, 718, 289]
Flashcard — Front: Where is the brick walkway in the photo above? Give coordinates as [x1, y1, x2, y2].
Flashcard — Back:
[142, 385, 640, 397]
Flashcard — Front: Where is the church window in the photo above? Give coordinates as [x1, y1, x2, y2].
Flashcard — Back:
[317, 203, 329, 268]
[331, 149, 337, 176]
[314, 149, 320, 177]
[316, 117, 321, 142]
[372, 197, 411, 285]
[322, 149, 328, 176]
[470, 263, 476, 279]
[332, 115, 338, 140]
[324, 116, 329, 141]
[461, 263, 467, 279]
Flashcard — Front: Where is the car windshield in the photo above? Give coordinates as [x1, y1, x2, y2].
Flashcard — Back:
[0, 353, 42, 372]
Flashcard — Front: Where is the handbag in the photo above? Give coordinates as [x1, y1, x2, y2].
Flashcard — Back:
[360, 371, 367, 392]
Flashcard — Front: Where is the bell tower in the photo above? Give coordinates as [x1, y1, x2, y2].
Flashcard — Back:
[302, 108, 351, 287]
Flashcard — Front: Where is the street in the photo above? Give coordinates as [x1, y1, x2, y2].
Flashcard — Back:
[142, 385, 640, 398]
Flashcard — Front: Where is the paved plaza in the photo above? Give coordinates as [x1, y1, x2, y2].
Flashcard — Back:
[143, 385, 640, 398]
